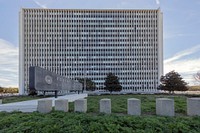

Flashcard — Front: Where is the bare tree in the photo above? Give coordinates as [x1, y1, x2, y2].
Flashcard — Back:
[194, 71, 200, 82]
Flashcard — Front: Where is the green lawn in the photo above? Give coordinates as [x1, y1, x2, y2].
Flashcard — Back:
[0, 94, 200, 133]
[1, 95, 48, 104]
[69, 94, 188, 115]
[0, 94, 194, 115]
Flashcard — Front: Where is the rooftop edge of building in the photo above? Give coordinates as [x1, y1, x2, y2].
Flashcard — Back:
[20, 8, 161, 12]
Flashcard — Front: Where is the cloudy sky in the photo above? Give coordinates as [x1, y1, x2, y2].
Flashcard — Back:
[0, 0, 200, 87]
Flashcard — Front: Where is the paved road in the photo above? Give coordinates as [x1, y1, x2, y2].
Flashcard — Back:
[0, 93, 88, 112]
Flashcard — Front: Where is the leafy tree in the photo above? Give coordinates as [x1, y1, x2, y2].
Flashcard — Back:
[0, 86, 3, 93]
[104, 73, 122, 93]
[77, 78, 96, 91]
[158, 70, 188, 93]
[3, 88, 19, 94]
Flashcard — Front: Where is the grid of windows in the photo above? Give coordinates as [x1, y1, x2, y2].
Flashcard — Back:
[19, 9, 163, 94]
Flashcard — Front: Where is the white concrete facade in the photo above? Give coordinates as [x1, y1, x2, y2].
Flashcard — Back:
[19, 8, 163, 95]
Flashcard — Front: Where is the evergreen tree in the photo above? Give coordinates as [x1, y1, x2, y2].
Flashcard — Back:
[158, 70, 188, 93]
[104, 73, 122, 93]
[77, 78, 96, 91]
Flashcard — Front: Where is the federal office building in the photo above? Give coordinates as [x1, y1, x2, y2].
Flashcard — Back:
[19, 8, 163, 95]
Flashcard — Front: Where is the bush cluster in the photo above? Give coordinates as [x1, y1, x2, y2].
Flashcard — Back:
[0, 87, 18, 94]
[0, 112, 199, 133]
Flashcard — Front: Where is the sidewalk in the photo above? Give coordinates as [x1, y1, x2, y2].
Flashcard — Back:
[0, 93, 88, 112]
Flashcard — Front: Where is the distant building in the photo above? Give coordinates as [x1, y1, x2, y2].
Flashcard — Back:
[19, 8, 163, 95]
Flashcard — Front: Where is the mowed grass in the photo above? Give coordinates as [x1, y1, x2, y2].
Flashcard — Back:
[70, 94, 188, 115]
[1, 95, 50, 104]
[1, 94, 190, 115]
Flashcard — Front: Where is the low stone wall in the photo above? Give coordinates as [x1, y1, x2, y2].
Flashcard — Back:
[36, 97, 200, 116]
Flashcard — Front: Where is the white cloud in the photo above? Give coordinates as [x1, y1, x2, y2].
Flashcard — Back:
[164, 44, 200, 85]
[164, 59, 200, 85]
[164, 44, 200, 64]
[33, 0, 47, 9]
[164, 32, 200, 40]
[155, 0, 160, 5]
[0, 39, 18, 87]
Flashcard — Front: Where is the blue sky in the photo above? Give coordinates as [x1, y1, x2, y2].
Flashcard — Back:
[0, 0, 200, 87]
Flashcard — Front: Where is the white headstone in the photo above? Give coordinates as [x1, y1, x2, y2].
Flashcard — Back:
[127, 98, 141, 115]
[55, 99, 69, 112]
[100, 99, 111, 114]
[37, 100, 52, 113]
[156, 98, 174, 116]
[187, 98, 200, 116]
[74, 99, 87, 113]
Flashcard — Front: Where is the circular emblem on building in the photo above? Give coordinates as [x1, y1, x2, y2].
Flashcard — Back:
[45, 75, 53, 85]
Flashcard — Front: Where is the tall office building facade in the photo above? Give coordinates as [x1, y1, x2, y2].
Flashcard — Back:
[19, 8, 163, 95]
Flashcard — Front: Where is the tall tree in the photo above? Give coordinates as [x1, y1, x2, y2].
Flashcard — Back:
[77, 78, 96, 91]
[104, 73, 122, 93]
[158, 70, 188, 93]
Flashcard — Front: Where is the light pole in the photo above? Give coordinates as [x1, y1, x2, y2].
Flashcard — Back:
[83, 31, 89, 92]
[84, 66, 86, 92]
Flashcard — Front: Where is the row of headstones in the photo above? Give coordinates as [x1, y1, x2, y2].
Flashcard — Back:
[37, 98, 200, 116]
